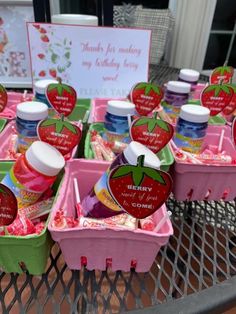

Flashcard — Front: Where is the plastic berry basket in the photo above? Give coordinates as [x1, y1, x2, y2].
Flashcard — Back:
[84, 122, 174, 172]
[68, 98, 91, 123]
[48, 159, 173, 272]
[0, 161, 63, 274]
[171, 125, 236, 201]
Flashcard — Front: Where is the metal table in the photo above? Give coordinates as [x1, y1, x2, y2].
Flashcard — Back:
[2, 66, 236, 314]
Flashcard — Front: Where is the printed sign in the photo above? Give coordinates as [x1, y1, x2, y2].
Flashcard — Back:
[27, 23, 151, 98]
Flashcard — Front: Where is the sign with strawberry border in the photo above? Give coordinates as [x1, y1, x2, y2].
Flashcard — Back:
[0, 183, 18, 227]
[130, 82, 163, 116]
[200, 84, 234, 116]
[210, 66, 234, 85]
[130, 113, 174, 154]
[108, 155, 172, 219]
[46, 81, 77, 117]
[0, 84, 7, 113]
[37, 118, 82, 156]
[222, 85, 236, 115]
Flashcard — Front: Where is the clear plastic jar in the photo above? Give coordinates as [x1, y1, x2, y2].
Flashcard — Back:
[16, 101, 48, 153]
[81, 141, 161, 218]
[178, 69, 200, 90]
[174, 104, 210, 154]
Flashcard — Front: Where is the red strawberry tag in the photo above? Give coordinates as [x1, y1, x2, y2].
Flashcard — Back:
[130, 113, 174, 153]
[0, 83, 7, 113]
[108, 155, 172, 219]
[200, 84, 233, 116]
[130, 82, 163, 116]
[46, 82, 77, 117]
[0, 183, 18, 226]
[37, 118, 82, 155]
[222, 85, 236, 115]
[210, 66, 234, 84]
[232, 117, 236, 148]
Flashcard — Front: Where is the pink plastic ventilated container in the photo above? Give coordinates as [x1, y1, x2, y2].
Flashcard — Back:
[48, 159, 173, 272]
[172, 125, 236, 201]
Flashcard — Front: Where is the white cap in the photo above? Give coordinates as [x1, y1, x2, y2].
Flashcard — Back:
[107, 100, 135, 117]
[25, 141, 65, 176]
[179, 69, 200, 82]
[167, 81, 191, 94]
[124, 141, 161, 169]
[17, 101, 48, 121]
[51, 14, 98, 26]
[180, 104, 210, 123]
[34, 79, 58, 94]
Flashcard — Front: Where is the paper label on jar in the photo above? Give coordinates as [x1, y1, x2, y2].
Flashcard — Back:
[17, 134, 37, 154]
[1, 169, 42, 208]
[105, 131, 130, 144]
[174, 132, 204, 154]
[161, 101, 180, 124]
[94, 171, 121, 212]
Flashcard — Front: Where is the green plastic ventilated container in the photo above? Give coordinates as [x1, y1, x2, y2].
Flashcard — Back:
[67, 99, 91, 122]
[0, 162, 63, 275]
[84, 123, 174, 171]
[0, 119, 7, 133]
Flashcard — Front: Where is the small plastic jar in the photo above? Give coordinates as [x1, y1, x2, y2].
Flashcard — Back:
[178, 69, 200, 90]
[82, 141, 161, 218]
[104, 100, 135, 144]
[34, 79, 58, 117]
[173, 104, 210, 154]
[2, 141, 65, 208]
[162, 81, 191, 123]
[16, 101, 48, 154]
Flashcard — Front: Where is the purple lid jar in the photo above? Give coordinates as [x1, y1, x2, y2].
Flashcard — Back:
[178, 69, 200, 91]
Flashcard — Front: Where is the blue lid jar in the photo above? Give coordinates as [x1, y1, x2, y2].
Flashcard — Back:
[173, 104, 210, 154]
[162, 81, 191, 123]
[34, 79, 58, 117]
[104, 100, 135, 144]
[178, 69, 200, 91]
[16, 101, 48, 154]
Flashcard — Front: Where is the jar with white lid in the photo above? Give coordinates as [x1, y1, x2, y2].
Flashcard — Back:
[16, 101, 48, 153]
[162, 81, 191, 123]
[82, 141, 161, 218]
[104, 100, 136, 144]
[173, 104, 210, 154]
[178, 69, 200, 90]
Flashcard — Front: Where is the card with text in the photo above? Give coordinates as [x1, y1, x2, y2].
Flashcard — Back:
[27, 23, 151, 98]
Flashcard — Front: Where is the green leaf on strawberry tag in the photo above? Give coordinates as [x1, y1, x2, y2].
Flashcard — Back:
[144, 168, 165, 184]
[55, 121, 64, 133]
[63, 121, 78, 134]
[111, 166, 133, 179]
[41, 119, 57, 127]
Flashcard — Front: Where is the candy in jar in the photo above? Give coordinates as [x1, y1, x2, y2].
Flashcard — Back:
[173, 104, 210, 154]
[81, 141, 161, 218]
[2, 141, 65, 208]
[16, 101, 48, 153]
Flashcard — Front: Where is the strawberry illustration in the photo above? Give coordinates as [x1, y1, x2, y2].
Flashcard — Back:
[222, 85, 236, 115]
[38, 53, 45, 59]
[39, 27, 47, 34]
[40, 35, 49, 43]
[49, 68, 57, 78]
[46, 81, 77, 116]
[130, 82, 163, 116]
[0, 83, 7, 113]
[33, 24, 40, 29]
[130, 113, 174, 153]
[108, 155, 172, 219]
[0, 183, 18, 226]
[37, 118, 82, 155]
[210, 66, 234, 84]
[39, 70, 46, 77]
[201, 84, 233, 116]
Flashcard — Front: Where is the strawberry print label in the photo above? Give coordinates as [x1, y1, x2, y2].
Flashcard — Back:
[130, 82, 163, 116]
[174, 132, 204, 154]
[46, 82, 77, 117]
[210, 66, 234, 85]
[108, 155, 172, 219]
[0, 183, 18, 226]
[17, 134, 38, 154]
[1, 170, 42, 209]
[222, 85, 236, 115]
[0, 84, 7, 113]
[130, 113, 173, 153]
[37, 118, 82, 155]
[201, 84, 233, 116]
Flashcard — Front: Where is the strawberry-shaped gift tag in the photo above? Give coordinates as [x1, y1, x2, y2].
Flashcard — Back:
[108, 155, 172, 219]
[0, 83, 7, 113]
[130, 82, 163, 116]
[210, 66, 234, 85]
[201, 84, 233, 116]
[0, 183, 18, 226]
[130, 113, 174, 154]
[37, 118, 82, 155]
[46, 80, 77, 116]
[232, 117, 236, 148]
[222, 85, 236, 115]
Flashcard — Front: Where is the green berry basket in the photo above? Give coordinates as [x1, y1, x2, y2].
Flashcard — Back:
[84, 122, 174, 172]
[67, 99, 91, 123]
[0, 161, 63, 275]
[0, 118, 7, 133]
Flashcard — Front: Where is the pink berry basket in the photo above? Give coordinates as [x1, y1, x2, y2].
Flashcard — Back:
[48, 159, 173, 272]
[171, 125, 236, 201]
